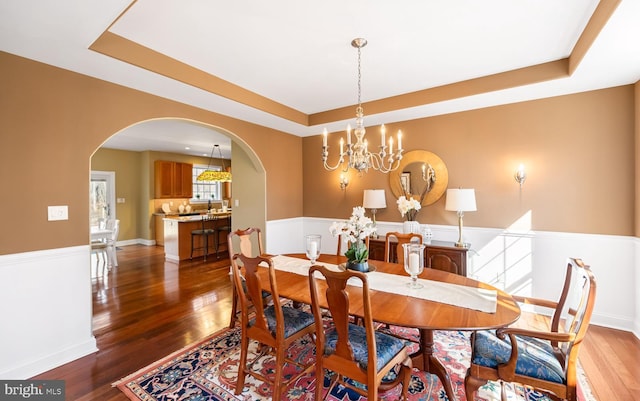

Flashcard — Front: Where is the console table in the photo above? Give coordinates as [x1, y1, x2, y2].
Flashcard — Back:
[368, 237, 468, 276]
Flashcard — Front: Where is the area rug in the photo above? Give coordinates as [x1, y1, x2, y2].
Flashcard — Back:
[114, 324, 595, 401]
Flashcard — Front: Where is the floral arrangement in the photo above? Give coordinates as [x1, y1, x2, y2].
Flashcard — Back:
[329, 206, 376, 263]
[397, 195, 422, 221]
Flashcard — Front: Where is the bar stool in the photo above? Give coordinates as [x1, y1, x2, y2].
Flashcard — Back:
[213, 213, 231, 258]
[190, 215, 215, 261]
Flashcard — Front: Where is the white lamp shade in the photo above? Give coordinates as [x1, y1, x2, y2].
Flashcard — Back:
[445, 189, 477, 212]
[363, 189, 387, 209]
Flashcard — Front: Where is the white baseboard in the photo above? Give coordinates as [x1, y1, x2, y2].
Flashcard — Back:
[1, 338, 97, 379]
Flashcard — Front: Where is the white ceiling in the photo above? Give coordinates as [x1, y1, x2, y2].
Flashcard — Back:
[1, 0, 639, 159]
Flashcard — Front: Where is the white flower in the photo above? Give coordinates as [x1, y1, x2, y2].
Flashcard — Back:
[397, 196, 421, 221]
[330, 206, 376, 262]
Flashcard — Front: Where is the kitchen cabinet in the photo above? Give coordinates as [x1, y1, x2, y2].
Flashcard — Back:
[154, 160, 193, 198]
[154, 214, 165, 246]
[163, 213, 231, 261]
[368, 237, 468, 276]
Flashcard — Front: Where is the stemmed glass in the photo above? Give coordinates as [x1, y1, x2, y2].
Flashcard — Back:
[403, 243, 426, 289]
[305, 234, 322, 265]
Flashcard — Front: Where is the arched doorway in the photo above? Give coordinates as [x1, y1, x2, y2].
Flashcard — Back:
[89, 117, 267, 326]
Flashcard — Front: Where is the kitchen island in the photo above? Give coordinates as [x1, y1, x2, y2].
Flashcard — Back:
[163, 212, 231, 261]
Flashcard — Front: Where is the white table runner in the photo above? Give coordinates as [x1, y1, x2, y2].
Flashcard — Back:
[270, 255, 497, 313]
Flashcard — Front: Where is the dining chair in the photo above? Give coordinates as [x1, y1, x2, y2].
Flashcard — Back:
[106, 219, 120, 267]
[91, 219, 120, 274]
[227, 227, 272, 328]
[231, 253, 316, 401]
[465, 258, 597, 401]
[190, 214, 215, 261]
[384, 232, 422, 264]
[90, 240, 109, 275]
[308, 264, 412, 401]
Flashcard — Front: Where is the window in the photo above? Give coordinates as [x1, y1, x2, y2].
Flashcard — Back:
[191, 164, 222, 203]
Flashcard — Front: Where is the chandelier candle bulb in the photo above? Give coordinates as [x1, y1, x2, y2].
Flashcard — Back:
[381, 124, 386, 146]
[389, 136, 394, 154]
[347, 125, 352, 144]
[323, 129, 327, 147]
[340, 137, 344, 154]
[397, 130, 402, 150]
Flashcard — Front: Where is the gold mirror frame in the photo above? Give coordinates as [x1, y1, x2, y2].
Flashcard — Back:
[389, 150, 449, 206]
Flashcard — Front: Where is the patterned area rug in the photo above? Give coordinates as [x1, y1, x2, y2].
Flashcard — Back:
[114, 324, 595, 401]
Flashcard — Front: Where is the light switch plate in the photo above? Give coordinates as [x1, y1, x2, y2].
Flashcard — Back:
[48, 205, 68, 221]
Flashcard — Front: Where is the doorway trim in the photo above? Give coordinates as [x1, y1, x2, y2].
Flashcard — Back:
[90, 170, 116, 228]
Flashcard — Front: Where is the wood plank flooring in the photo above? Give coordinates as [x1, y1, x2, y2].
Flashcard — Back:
[32, 245, 640, 400]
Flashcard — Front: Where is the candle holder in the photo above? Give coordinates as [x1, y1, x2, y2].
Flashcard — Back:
[305, 234, 321, 266]
[403, 243, 426, 289]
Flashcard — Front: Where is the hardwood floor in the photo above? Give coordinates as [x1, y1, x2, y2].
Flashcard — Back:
[32, 245, 640, 400]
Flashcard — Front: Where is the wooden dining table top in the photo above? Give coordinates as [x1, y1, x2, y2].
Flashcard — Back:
[265, 253, 521, 332]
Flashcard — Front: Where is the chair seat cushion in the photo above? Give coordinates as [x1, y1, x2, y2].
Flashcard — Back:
[239, 279, 270, 301]
[324, 323, 406, 372]
[471, 330, 565, 384]
[259, 305, 315, 338]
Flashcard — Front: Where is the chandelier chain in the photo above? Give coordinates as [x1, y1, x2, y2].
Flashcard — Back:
[357, 44, 362, 110]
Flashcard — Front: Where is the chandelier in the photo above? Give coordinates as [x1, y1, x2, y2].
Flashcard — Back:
[322, 38, 404, 174]
[197, 144, 232, 182]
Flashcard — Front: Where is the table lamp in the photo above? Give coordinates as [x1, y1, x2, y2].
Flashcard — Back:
[363, 189, 386, 237]
[445, 188, 477, 247]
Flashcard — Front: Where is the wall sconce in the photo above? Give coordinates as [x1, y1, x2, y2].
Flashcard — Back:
[339, 173, 349, 190]
[514, 164, 527, 188]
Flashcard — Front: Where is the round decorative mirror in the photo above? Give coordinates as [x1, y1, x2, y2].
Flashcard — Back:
[389, 150, 449, 206]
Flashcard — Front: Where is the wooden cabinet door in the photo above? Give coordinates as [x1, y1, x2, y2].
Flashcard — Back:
[181, 163, 193, 198]
[368, 238, 386, 261]
[154, 215, 165, 246]
[154, 161, 193, 199]
[154, 160, 174, 198]
[426, 246, 467, 276]
[174, 162, 193, 198]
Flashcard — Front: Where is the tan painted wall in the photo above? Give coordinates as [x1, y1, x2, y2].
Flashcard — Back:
[635, 81, 640, 235]
[0, 51, 637, 257]
[303, 86, 636, 236]
[0, 51, 302, 255]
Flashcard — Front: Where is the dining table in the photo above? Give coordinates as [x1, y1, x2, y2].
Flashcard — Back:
[90, 227, 113, 242]
[257, 253, 521, 401]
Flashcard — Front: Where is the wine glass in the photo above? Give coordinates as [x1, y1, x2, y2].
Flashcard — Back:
[305, 234, 321, 265]
[403, 242, 426, 289]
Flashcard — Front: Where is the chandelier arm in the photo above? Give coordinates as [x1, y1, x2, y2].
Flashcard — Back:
[322, 145, 345, 171]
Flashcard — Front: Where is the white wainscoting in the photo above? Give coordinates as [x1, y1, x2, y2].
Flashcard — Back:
[1, 220, 636, 379]
[268, 217, 639, 337]
[0, 246, 97, 379]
